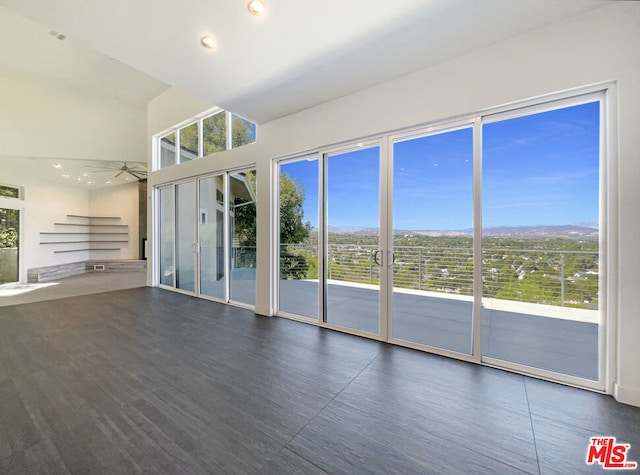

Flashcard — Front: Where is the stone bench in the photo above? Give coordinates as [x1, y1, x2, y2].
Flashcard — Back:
[28, 260, 147, 283]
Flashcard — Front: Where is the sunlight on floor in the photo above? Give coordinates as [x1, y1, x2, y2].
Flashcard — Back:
[0, 282, 59, 296]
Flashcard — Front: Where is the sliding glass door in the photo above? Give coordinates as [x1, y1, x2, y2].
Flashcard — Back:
[324, 146, 381, 335]
[175, 182, 196, 292]
[0, 207, 19, 284]
[157, 168, 257, 308]
[391, 127, 474, 354]
[276, 93, 604, 388]
[199, 175, 225, 300]
[229, 170, 257, 306]
[481, 101, 601, 381]
[278, 157, 319, 319]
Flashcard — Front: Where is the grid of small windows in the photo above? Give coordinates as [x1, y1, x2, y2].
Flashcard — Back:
[157, 110, 257, 169]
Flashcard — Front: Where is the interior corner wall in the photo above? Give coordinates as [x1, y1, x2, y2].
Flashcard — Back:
[0, 158, 90, 274]
[147, 2, 640, 405]
[88, 182, 140, 260]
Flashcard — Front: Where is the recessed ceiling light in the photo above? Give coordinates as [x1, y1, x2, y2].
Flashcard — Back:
[53, 162, 62, 169]
[106, 180, 112, 184]
[248, 0, 265, 15]
[76, 177, 82, 182]
[200, 35, 217, 49]
[87, 181, 93, 185]
[61, 173, 70, 178]
[82, 172, 89, 177]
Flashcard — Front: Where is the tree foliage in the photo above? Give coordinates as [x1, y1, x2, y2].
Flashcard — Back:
[279, 172, 312, 279]
[0, 228, 17, 248]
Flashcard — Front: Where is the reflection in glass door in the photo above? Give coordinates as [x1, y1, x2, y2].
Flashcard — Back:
[391, 127, 474, 354]
[229, 169, 257, 306]
[175, 182, 196, 292]
[325, 146, 380, 335]
[199, 175, 225, 299]
[0, 208, 19, 284]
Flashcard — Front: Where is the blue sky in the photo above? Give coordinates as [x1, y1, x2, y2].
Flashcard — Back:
[281, 101, 600, 231]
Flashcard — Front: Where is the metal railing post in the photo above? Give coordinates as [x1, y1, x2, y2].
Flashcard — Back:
[560, 253, 565, 306]
[418, 248, 422, 291]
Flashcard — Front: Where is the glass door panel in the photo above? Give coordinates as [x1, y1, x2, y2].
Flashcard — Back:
[391, 128, 474, 354]
[279, 158, 319, 319]
[325, 146, 380, 335]
[159, 187, 175, 286]
[175, 182, 196, 292]
[229, 169, 257, 306]
[0, 208, 19, 284]
[482, 102, 600, 380]
[199, 175, 225, 299]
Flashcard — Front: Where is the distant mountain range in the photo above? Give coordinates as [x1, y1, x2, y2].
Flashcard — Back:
[326, 224, 599, 238]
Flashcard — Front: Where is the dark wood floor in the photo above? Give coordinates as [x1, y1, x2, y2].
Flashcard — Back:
[0, 288, 638, 474]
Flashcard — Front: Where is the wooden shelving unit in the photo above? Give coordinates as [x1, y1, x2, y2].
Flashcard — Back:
[39, 215, 129, 254]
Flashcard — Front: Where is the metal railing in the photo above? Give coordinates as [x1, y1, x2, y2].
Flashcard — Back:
[279, 243, 599, 309]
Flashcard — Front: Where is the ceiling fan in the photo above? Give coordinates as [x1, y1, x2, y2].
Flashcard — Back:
[85, 162, 148, 180]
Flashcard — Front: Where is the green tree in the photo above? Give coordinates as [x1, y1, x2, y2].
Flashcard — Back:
[279, 172, 312, 279]
[203, 112, 226, 155]
[232, 116, 256, 148]
[0, 228, 17, 248]
[280, 172, 312, 244]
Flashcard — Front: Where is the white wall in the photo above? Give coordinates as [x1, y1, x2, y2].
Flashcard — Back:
[147, 2, 640, 405]
[0, 72, 148, 162]
[88, 182, 140, 260]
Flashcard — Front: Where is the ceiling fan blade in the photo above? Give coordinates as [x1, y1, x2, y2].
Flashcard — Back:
[115, 171, 124, 178]
[85, 165, 119, 170]
[128, 170, 146, 180]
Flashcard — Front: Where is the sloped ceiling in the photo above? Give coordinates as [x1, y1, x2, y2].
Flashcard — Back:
[0, 0, 608, 125]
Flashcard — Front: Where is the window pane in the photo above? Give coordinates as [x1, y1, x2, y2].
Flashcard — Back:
[179, 123, 199, 162]
[325, 146, 380, 335]
[203, 112, 227, 155]
[176, 182, 196, 292]
[482, 101, 600, 380]
[0, 207, 19, 284]
[159, 187, 175, 286]
[231, 114, 256, 148]
[279, 159, 318, 319]
[230, 169, 257, 305]
[199, 175, 225, 299]
[392, 127, 474, 354]
[0, 185, 20, 199]
[160, 133, 176, 169]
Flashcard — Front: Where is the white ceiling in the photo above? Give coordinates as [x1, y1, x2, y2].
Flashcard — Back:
[2, 157, 147, 190]
[0, 0, 608, 125]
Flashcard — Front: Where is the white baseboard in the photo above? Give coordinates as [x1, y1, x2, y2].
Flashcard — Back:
[614, 383, 640, 407]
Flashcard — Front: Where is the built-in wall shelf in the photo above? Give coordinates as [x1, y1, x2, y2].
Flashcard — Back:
[67, 215, 121, 219]
[53, 223, 129, 227]
[41, 241, 129, 244]
[40, 232, 129, 235]
[40, 215, 129, 254]
[54, 248, 123, 254]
